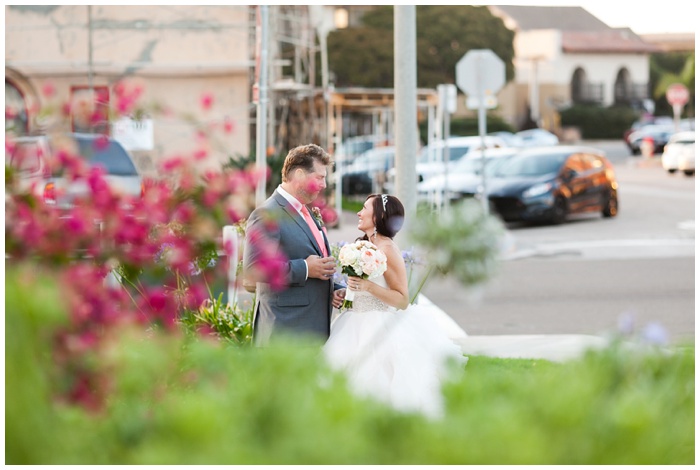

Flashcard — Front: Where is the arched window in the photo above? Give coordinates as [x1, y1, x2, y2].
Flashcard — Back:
[571, 68, 587, 104]
[614, 68, 632, 105]
[5, 79, 28, 136]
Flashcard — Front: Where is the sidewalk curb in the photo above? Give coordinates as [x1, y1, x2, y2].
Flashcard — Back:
[455, 334, 610, 362]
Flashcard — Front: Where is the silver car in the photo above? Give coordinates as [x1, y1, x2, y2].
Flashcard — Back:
[32, 133, 142, 210]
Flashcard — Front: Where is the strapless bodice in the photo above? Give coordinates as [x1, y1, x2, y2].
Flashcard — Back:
[351, 276, 392, 313]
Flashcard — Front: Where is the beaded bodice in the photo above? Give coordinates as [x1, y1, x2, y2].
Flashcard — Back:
[351, 276, 392, 313]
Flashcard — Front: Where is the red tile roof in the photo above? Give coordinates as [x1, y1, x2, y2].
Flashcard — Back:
[562, 29, 662, 54]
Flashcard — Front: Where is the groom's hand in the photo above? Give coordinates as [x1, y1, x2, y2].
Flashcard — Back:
[306, 255, 336, 280]
[332, 289, 346, 309]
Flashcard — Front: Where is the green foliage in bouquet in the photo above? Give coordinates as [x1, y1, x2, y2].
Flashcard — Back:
[6, 264, 694, 465]
[410, 199, 505, 287]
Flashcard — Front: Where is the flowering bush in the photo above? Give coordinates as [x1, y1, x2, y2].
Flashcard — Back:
[4, 79, 288, 409]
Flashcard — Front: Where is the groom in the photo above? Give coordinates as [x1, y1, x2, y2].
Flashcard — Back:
[242, 144, 344, 346]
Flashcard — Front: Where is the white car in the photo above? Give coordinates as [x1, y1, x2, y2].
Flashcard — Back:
[417, 147, 518, 206]
[662, 131, 695, 176]
[7, 133, 143, 209]
[384, 135, 507, 193]
[515, 128, 559, 147]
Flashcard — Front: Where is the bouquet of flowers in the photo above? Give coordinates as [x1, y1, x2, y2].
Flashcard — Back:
[337, 240, 387, 310]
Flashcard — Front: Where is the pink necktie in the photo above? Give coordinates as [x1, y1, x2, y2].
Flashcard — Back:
[301, 206, 328, 257]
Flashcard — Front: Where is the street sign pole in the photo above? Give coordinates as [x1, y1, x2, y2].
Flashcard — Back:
[455, 49, 505, 214]
[666, 83, 690, 133]
[437, 84, 456, 213]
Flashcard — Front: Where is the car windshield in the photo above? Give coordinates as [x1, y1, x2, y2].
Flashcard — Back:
[418, 144, 471, 164]
[10, 142, 43, 173]
[454, 158, 484, 173]
[76, 138, 138, 176]
[350, 149, 394, 171]
[454, 155, 513, 175]
[493, 152, 568, 177]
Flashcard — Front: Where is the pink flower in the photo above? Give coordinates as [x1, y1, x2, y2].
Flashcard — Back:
[193, 148, 208, 160]
[5, 106, 18, 119]
[200, 93, 214, 111]
[93, 134, 110, 151]
[41, 82, 56, 98]
[223, 118, 234, 134]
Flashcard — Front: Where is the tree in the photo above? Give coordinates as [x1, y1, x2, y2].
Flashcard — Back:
[328, 6, 515, 89]
[651, 52, 695, 118]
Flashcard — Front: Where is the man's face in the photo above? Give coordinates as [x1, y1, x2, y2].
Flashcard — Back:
[292, 160, 327, 204]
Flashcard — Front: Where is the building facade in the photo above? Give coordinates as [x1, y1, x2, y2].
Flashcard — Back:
[5, 5, 252, 175]
[488, 5, 662, 133]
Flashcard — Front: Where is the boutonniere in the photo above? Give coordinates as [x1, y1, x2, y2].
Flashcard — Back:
[311, 206, 325, 227]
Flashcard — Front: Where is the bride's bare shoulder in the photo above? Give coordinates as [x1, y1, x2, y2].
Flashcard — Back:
[377, 238, 402, 258]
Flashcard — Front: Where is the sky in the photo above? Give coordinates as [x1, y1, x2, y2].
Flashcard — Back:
[512, 1, 697, 35]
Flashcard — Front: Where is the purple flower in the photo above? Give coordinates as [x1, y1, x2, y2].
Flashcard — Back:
[617, 311, 636, 337]
[641, 322, 668, 346]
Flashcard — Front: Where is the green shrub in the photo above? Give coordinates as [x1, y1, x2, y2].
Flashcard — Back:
[6, 264, 694, 464]
[419, 116, 516, 143]
[559, 104, 640, 139]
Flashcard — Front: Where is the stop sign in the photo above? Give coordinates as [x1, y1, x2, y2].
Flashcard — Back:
[456, 49, 505, 97]
[666, 83, 689, 106]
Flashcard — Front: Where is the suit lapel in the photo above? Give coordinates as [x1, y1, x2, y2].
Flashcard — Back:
[272, 191, 323, 256]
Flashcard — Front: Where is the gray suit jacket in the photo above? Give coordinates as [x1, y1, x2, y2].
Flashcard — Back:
[242, 190, 338, 345]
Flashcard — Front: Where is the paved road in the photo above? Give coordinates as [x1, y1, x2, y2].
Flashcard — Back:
[327, 141, 695, 346]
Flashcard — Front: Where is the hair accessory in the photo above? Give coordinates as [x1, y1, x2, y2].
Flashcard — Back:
[381, 194, 388, 211]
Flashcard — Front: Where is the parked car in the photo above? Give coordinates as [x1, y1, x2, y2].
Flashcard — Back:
[515, 128, 559, 147]
[662, 131, 695, 176]
[340, 146, 395, 196]
[485, 146, 618, 225]
[6, 135, 53, 197]
[416, 147, 518, 206]
[627, 125, 675, 155]
[334, 134, 389, 171]
[384, 135, 507, 193]
[622, 116, 674, 145]
[7, 133, 143, 209]
[488, 131, 524, 147]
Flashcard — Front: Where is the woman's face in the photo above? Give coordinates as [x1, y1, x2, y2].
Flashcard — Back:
[357, 197, 376, 233]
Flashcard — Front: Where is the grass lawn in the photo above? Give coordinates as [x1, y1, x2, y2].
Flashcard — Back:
[6, 265, 694, 465]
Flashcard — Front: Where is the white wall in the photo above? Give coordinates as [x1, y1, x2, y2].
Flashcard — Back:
[513, 28, 650, 106]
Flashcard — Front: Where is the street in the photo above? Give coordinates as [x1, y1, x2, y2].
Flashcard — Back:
[328, 141, 695, 345]
[421, 142, 695, 345]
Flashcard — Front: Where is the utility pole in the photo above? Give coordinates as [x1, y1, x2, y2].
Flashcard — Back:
[394, 5, 418, 241]
[87, 5, 94, 133]
[255, 5, 269, 207]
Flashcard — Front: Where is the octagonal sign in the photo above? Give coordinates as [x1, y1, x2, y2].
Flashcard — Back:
[666, 83, 689, 106]
[456, 49, 505, 97]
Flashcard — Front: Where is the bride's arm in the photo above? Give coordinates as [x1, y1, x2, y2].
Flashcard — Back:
[351, 242, 410, 310]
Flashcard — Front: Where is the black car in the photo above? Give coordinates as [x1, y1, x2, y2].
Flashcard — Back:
[485, 146, 618, 225]
[627, 125, 675, 155]
[339, 146, 395, 196]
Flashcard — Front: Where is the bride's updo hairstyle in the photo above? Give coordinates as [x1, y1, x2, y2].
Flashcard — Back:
[360, 193, 405, 241]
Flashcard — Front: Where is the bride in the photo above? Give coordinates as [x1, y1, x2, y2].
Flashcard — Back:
[324, 194, 467, 419]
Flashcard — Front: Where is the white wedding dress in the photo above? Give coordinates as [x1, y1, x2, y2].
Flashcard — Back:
[323, 276, 467, 419]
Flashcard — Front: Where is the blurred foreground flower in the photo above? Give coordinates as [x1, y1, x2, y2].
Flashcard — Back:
[410, 199, 505, 287]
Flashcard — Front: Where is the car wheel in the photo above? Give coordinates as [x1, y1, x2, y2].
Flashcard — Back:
[683, 170, 695, 176]
[602, 190, 618, 218]
[550, 196, 567, 225]
[667, 169, 677, 174]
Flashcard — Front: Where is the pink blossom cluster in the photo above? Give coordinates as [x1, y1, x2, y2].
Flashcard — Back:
[5, 83, 294, 409]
